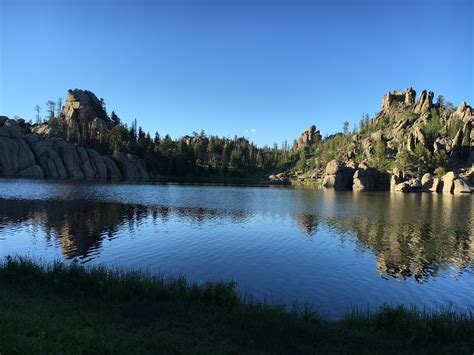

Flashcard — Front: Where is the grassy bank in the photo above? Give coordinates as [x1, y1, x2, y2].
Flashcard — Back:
[0, 258, 473, 354]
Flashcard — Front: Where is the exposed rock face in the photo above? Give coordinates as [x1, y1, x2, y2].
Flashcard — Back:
[0, 118, 150, 182]
[322, 160, 355, 190]
[268, 172, 290, 185]
[394, 182, 410, 192]
[450, 120, 472, 165]
[352, 162, 390, 191]
[118, 153, 150, 182]
[31, 124, 59, 138]
[390, 169, 404, 191]
[421, 173, 434, 191]
[413, 90, 434, 113]
[442, 172, 458, 193]
[102, 156, 122, 180]
[87, 149, 108, 179]
[294, 125, 321, 150]
[0, 121, 44, 178]
[25, 136, 68, 179]
[429, 177, 442, 192]
[381, 88, 416, 112]
[59, 89, 110, 142]
[76, 146, 95, 179]
[453, 179, 471, 194]
[406, 126, 427, 151]
[453, 101, 473, 122]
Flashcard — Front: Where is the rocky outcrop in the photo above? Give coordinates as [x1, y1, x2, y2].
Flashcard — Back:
[294, 125, 321, 150]
[352, 162, 390, 191]
[118, 153, 150, 181]
[268, 172, 290, 185]
[322, 160, 355, 190]
[381, 87, 416, 112]
[450, 120, 472, 165]
[421, 173, 435, 191]
[453, 178, 471, 194]
[31, 124, 59, 138]
[394, 178, 422, 192]
[441, 171, 471, 194]
[102, 156, 122, 181]
[59, 89, 110, 142]
[406, 126, 427, 151]
[390, 169, 404, 191]
[0, 120, 44, 178]
[413, 90, 433, 113]
[86, 149, 108, 179]
[453, 101, 473, 122]
[392, 170, 471, 194]
[0, 118, 150, 182]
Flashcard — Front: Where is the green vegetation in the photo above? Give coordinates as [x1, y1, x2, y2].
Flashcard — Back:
[422, 109, 444, 145]
[395, 145, 449, 177]
[1, 257, 473, 354]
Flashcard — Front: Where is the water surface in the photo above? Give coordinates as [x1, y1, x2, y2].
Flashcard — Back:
[0, 179, 472, 318]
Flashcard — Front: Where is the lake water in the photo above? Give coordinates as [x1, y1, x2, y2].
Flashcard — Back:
[0, 179, 472, 318]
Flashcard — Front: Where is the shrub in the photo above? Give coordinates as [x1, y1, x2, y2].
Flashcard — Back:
[434, 166, 446, 177]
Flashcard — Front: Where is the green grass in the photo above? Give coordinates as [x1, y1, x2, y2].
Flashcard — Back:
[1, 257, 473, 354]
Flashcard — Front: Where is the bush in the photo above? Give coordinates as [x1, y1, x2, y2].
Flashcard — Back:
[434, 167, 446, 177]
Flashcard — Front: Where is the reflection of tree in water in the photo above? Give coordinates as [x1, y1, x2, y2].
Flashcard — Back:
[294, 213, 320, 237]
[318, 194, 474, 282]
[0, 199, 250, 260]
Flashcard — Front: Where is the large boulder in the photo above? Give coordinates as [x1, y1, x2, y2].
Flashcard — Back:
[393, 178, 422, 193]
[453, 179, 471, 194]
[25, 136, 68, 179]
[322, 160, 355, 190]
[442, 171, 458, 193]
[118, 153, 150, 181]
[394, 182, 410, 192]
[76, 146, 95, 179]
[421, 173, 434, 191]
[390, 169, 404, 191]
[268, 172, 290, 185]
[353, 163, 390, 191]
[51, 139, 85, 179]
[15, 165, 44, 178]
[31, 124, 59, 138]
[102, 156, 121, 181]
[430, 177, 442, 192]
[0, 126, 43, 178]
[87, 149, 108, 179]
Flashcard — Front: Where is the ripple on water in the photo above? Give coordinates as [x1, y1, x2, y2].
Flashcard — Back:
[0, 179, 472, 317]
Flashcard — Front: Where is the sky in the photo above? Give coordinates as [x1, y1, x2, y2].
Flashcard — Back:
[0, 0, 472, 146]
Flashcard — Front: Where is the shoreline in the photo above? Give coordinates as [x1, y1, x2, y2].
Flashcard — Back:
[1, 257, 473, 353]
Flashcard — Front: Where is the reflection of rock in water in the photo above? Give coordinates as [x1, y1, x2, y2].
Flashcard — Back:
[0, 199, 250, 260]
[294, 213, 320, 237]
[321, 193, 473, 282]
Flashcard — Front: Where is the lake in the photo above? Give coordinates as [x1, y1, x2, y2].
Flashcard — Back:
[0, 179, 472, 318]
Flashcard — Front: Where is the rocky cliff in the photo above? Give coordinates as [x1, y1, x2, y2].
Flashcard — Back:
[0, 117, 150, 181]
[294, 125, 322, 150]
[285, 87, 473, 193]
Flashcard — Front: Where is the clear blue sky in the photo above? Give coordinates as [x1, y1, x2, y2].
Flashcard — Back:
[0, 0, 472, 146]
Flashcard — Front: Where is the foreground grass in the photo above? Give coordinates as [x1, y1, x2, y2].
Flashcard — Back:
[0, 258, 473, 354]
